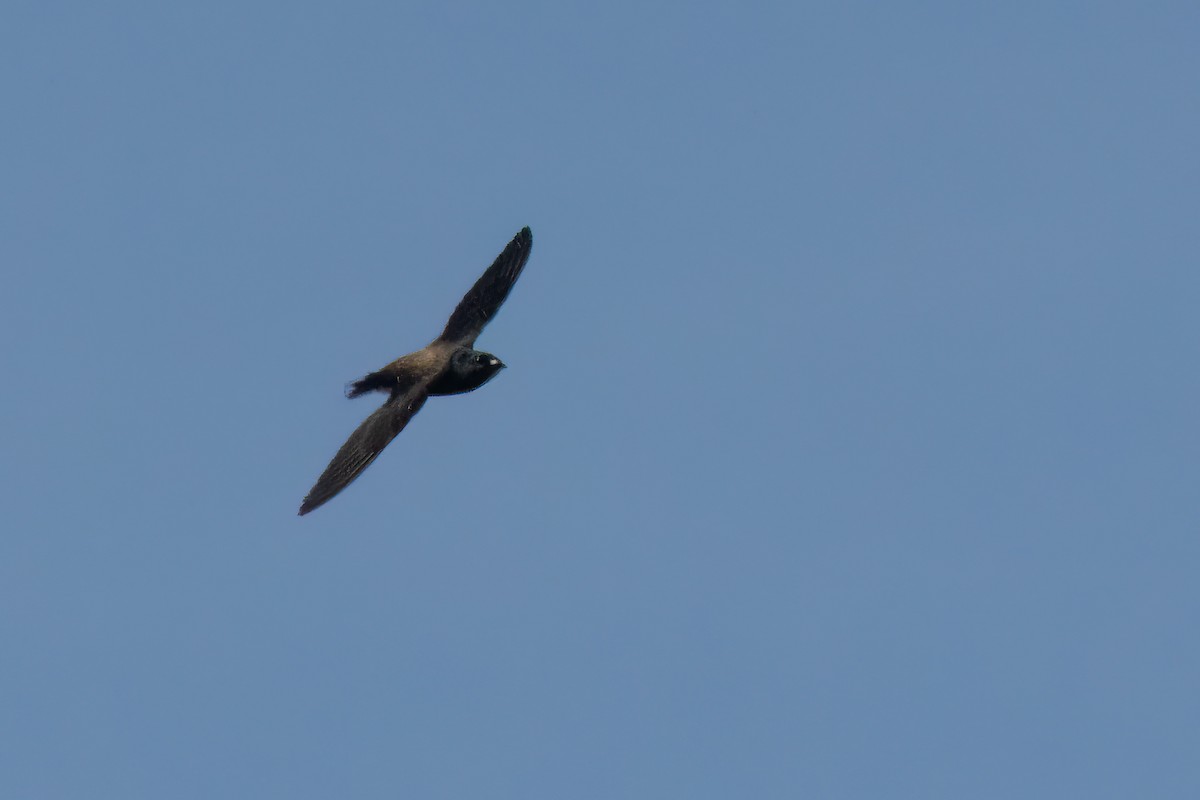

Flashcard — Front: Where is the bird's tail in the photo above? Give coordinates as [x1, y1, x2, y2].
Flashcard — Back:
[345, 370, 397, 399]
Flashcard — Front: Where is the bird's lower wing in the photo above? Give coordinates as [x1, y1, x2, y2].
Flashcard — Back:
[298, 388, 429, 515]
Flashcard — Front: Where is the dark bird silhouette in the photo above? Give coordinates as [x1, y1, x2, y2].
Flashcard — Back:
[299, 227, 533, 515]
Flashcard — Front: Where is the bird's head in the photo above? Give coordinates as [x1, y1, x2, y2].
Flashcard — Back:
[447, 348, 506, 392]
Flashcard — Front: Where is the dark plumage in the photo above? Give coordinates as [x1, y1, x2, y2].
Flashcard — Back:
[299, 227, 532, 516]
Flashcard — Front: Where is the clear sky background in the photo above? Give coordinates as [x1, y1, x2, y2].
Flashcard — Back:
[2, 2, 1198, 798]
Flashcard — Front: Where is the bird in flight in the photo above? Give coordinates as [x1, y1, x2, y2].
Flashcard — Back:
[299, 226, 533, 515]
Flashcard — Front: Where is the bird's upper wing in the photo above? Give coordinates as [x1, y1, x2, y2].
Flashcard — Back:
[298, 386, 430, 515]
[438, 227, 532, 346]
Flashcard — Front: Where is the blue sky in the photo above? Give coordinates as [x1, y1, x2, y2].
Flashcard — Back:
[2, 1, 1198, 797]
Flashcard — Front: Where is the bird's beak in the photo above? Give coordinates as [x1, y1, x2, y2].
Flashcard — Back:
[490, 357, 505, 369]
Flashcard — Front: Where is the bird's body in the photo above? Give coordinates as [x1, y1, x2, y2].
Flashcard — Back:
[299, 227, 533, 515]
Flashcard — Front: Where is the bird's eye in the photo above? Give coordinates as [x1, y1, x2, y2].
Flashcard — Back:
[474, 354, 486, 364]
